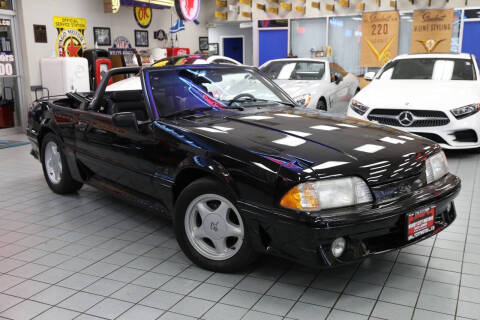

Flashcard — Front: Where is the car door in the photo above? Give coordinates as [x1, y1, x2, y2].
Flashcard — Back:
[74, 100, 159, 199]
[328, 63, 351, 113]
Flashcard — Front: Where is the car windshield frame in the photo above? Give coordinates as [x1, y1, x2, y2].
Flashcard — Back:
[376, 57, 477, 81]
[141, 65, 295, 119]
[260, 60, 327, 81]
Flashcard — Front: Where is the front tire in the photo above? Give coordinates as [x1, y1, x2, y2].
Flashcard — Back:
[174, 178, 257, 272]
[41, 133, 83, 194]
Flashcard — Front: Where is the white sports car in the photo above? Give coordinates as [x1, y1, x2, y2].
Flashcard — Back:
[260, 58, 360, 112]
[347, 53, 480, 150]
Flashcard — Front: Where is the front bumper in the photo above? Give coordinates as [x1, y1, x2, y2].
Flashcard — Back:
[347, 109, 480, 150]
[239, 173, 460, 268]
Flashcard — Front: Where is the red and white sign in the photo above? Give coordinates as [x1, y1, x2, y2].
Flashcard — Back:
[407, 207, 435, 241]
[175, 0, 201, 21]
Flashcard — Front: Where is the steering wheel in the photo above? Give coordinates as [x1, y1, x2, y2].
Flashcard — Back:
[228, 93, 256, 106]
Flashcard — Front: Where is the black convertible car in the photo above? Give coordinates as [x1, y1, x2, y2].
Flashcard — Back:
[27, 65, 460, 272]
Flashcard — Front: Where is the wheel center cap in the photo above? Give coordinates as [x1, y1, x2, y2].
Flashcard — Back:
[203, 214, 226, 240]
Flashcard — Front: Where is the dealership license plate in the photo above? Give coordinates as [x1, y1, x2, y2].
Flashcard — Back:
[406, 207, 435, 241]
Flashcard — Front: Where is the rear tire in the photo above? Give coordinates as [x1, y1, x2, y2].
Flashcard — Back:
[40, 133, 83, 194]
[316, 99, 327, 111]
[174, 178, 258, 272]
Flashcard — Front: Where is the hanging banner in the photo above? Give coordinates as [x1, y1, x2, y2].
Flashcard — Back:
[410, 9, 453, 54]
[360, 11, 399, 67]
[105, 0, 173, 13]
[53, 16, 88, 57]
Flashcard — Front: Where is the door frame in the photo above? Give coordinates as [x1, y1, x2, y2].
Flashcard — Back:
[220, 35, 245, 64]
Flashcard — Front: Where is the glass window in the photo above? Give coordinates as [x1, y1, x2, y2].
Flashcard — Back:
[290, 19, 327, 58]
[0, 1, 12, 10]
[328, 16, 362, 75]
[260, 61, 326, 80]
[146, 67, 291, 117]
[378, 58, 476, 80]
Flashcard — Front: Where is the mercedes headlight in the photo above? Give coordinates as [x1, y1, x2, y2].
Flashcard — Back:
[450, 103, 480, 119]
[425, 151, 448, 184]
[350, 100, 369, 116]
[280, 177, 373, 211]
[294, 94, 311, 107]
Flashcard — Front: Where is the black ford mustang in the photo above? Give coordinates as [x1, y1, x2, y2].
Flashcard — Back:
[27, 65, 460, 272]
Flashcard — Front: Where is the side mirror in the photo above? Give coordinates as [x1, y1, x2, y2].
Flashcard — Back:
[112, 112, 138, 131]
[334, 72, 343, 85]
[364, 71, 376, 81]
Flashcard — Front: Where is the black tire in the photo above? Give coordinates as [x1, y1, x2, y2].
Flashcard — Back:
[40, 133, 83, 194]
[316, 99, 327, 111]
[174, 178, 258, 272]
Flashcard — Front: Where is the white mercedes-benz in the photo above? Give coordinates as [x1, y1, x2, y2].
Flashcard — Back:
[347, 53, 480, 150]
[260, 58, 360, 113]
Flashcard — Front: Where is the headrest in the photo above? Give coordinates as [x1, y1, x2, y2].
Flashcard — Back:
[110, 90, 143, 102]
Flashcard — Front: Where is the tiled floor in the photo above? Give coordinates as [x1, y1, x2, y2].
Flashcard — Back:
[1, 136, 480, 320]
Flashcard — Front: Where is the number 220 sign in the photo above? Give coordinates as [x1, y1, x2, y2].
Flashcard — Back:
[360, 11, 399, 67]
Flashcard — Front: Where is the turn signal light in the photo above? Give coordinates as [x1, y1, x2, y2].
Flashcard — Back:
[280, 183, 319, 210]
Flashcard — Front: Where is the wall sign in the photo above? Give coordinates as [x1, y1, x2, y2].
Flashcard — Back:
[53, 16, 88, 57]
[109, 36, 134, 55]
[410, 9, 453, 54]
[175, 0, 201, 21]
[360, 11, 399, 67]
[0, 54, 14, 76]
[134, 6, 152, 28]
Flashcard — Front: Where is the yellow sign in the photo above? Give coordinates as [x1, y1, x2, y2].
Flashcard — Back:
[134, 6, 152, 28]
[268, 7, 279, 14]
[357, 2, 365, 10]
[361, 11, 399, 67]
[53, 16, 88, 57]
[269, 0, 279, 3]
[325, 3, 334, 11]
[280, 2, 292, 10]
[215, 11, 228, 19]
[411, 9, 454, 53]
[240, 0, 252, 5]
[340, 0, 349, 7]
[53, 16, 87, 30]
[241, 11, 252, 18]
[257, 3, 266, 10]
[294, 5, 305, 13]
[216, 0, 227, 6]
[311, 1, 320, 8]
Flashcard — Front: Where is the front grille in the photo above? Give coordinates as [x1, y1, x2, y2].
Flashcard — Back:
[367, 109, 450, 127]
[412, 132, 449, 145]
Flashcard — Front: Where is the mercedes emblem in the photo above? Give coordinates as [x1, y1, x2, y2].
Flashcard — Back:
[398, 111, 415, 127]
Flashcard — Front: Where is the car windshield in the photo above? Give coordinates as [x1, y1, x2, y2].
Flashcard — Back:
[145, 66, 292, 117]
[377, 58, 476, 80]
[261, 61, 326, 80]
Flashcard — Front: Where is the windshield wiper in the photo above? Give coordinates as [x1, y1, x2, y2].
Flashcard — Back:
[163, 107, 214, 118]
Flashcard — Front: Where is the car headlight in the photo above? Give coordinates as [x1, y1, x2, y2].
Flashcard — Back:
[450, 103, 480, 119]
[280, 177, 373, 211]
[350, 100, 369, 116]
[425, 151, 448, 184]
[294, 94, 311, 107]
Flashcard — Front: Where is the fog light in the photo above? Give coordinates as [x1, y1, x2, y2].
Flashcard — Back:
[331, 237, 346, 258]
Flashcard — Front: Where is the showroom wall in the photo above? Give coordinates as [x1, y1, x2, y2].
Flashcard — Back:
[207, 23, 253, 65]
[18, 0, 215, 93]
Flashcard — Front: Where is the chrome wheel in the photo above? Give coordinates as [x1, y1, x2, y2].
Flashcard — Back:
[184, 194, 244, 261]
[44, 141, 62, 184]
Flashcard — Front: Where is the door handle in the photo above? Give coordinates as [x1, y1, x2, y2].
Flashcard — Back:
[77, 121, 89, 132]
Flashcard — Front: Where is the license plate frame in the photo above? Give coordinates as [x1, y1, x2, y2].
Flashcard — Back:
[406, 206, 436, 241]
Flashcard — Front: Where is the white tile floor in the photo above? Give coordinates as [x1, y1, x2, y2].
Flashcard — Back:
[0, 136, 480, 320]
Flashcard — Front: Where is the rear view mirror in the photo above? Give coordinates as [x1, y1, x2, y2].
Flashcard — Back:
[334, 72, 343, 85]
[112, 112, 138, 131]
[364, 71, 376, 81]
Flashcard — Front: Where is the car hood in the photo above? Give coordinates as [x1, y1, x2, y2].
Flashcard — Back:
[183, 108, 437, 185]
[356, 80, 480, 109]
[274, 80, 329, 98]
